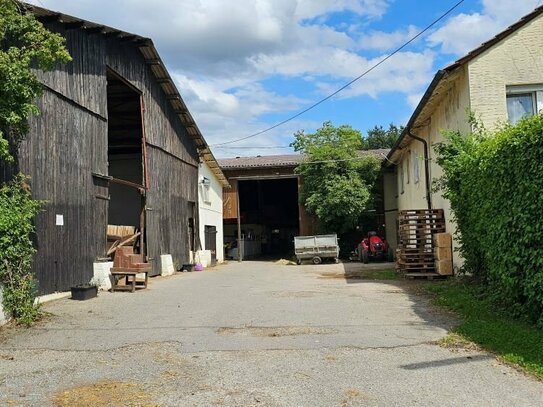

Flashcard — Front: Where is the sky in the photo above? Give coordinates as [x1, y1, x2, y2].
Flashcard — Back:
[27, 0, 542, 158]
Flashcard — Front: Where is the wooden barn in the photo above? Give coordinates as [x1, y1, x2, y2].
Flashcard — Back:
[2, 4, 227, 295]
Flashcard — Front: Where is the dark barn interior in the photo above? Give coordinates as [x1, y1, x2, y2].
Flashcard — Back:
[106, 69, 146, 255]
[225, 178, 299, 258]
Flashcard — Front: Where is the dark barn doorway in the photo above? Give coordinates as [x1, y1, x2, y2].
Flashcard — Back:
[204, 225, 218, 264]
[225, 177, 300, 259]
[106, 68, 147, 257]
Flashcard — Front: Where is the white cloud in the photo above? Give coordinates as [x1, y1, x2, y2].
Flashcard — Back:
[407, 92, 424, 110]
[358, 25, 420, 51]
[295, 0, 391, 20]
[428, 0, 539, 56]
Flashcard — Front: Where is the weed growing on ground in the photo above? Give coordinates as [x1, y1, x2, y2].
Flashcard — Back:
[424, 278, 543, 379]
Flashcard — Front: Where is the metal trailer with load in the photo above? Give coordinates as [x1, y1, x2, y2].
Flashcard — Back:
[294, 234, 339, 265]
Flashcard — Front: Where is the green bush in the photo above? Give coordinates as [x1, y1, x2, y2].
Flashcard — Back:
[435, 115, 543, 326]
[0, 175, 42, 325]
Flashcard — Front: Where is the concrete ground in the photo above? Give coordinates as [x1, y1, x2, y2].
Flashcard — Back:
[0, 261, 541, 406]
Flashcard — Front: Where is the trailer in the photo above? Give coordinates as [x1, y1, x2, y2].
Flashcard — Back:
[294, 234, 339, 265]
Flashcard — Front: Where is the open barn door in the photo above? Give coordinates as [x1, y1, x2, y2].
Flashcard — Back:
[106, 68, 149, 268]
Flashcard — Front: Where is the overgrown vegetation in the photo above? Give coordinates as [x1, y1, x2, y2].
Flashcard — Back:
[424, 278, 543, 379]
[434, 114, 543, 327]
[291, 121, 381, 234]
[0, 175, 42, 324]
[0, 0, 71, 324]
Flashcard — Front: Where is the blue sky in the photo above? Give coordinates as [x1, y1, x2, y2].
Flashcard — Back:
[28, 0, 542, 157]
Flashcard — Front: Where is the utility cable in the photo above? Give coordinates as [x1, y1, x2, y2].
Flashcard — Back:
[211, 0, 465, 147]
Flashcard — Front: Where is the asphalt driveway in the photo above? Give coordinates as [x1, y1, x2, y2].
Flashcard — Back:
[0, 261, 541, 406]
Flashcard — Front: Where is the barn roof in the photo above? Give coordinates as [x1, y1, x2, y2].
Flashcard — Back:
[218, 149, 390, 170]
[23, 3, 229, 187]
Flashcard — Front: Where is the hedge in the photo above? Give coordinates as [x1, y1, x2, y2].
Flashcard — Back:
[434, 115, 543, 326]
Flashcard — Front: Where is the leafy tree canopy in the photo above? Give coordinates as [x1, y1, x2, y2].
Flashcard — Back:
[362, 123, 403, 150]
[0, 0, 71, 162]
[291, 121, 381, 234]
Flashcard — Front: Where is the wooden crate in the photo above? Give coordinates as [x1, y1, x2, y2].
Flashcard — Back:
[433, 233, 452, 248]
[435, 259, 453, 276]
[435, 246, 452, 261]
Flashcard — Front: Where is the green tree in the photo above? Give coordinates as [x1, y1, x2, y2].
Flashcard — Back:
[362, 123, 403, 150]
[291, 121, 381, 234]
[0, 0, 70, 324]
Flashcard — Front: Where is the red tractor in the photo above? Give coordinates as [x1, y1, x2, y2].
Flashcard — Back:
[358, 231, 392, 263]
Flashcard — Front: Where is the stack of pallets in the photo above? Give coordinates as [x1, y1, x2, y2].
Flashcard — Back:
[397, 209, 446, 278]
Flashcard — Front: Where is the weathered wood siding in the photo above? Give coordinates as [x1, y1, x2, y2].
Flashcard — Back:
[4, 22, 199, 292]
[20, 86, 109, 294]
[146, 147, 198, 271]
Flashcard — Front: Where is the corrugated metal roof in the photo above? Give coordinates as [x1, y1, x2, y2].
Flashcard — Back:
[23, 3, 229, 187]
[219, 149, 390, 170]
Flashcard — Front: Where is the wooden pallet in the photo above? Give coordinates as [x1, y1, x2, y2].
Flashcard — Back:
[397, 209, 445, 275]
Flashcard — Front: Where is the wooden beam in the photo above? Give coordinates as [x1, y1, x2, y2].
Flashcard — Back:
[64, 21, 84, 29]
[36, 14, 61, 23]
[84, 26, 105, 34]
[145, 59, 161, 65]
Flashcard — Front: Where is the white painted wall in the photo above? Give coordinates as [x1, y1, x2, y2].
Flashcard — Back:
[468, 16, 543, 130]
[396, 68, 471, 266]
[198, 162, 224, 264]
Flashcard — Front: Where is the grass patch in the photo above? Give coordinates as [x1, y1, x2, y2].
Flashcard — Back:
[358, 269, 399, 280]
[53, 380, 159, 406]
[424, 278, 543, 379]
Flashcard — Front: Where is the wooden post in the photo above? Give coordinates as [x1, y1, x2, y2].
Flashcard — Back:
[237, 184, 242, 262]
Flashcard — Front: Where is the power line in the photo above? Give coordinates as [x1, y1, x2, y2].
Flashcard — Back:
[211, 0, 465, 147]
[214, 145, 292, 149]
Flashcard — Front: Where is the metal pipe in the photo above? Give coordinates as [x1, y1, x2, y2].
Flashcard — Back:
[407, 131, 432, 211]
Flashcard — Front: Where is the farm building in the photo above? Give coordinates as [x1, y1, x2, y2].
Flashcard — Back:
[218, 151, 391, 260]
[385, 5, 543, 272]
[1, 4, 227, 295]
[196, 160, 226, 266]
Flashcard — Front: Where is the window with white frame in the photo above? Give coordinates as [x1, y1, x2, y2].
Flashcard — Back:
[413, 150, 420, 184]
[506, 85, 543, 124]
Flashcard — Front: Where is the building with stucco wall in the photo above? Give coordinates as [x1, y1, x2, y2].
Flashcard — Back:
[386, 5, 543, 267]
[196, 161, 227, 266]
